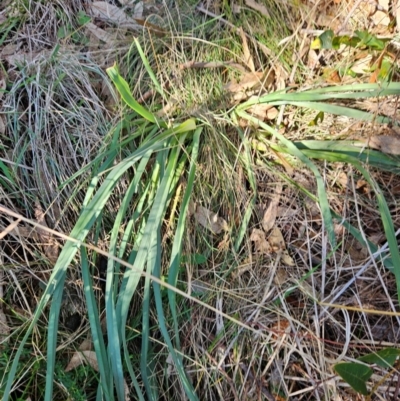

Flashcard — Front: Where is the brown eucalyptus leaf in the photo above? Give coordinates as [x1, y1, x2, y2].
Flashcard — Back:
[250, 228, 272, 254]
[194, 206, 228, 234]
[262, 183, 282, 232]
[267, 227, 286, 252]
[65, 351, 98, 372]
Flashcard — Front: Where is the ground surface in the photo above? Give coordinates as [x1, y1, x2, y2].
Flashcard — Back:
[1, 0, 400, 400]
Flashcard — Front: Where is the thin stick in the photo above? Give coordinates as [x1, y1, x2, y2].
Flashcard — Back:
[179, 60, 248, 72]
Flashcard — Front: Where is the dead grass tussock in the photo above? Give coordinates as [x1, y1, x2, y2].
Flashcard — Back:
[3, 51, 115, 225]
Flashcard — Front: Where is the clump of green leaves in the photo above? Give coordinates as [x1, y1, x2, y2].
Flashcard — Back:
[334, 348, 400, 397]
[311, 30, 396, 81]
[312, 29, 390, 51]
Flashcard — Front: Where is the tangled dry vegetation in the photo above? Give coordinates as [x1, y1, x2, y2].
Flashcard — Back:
[1, 0, 400, 400]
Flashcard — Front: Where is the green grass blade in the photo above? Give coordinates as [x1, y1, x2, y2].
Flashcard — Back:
[152, 230, 199, 401]
[3, 119, 196, 401]
[168, 128, 201, 348]
[45, 274, 67, 401]
[239, 83, 400, 110]
[105, 271, 124, 400]
[106, 176, 144, 400]
[107, 65, 160, 124]
[140, 149, 169, 401]
[272, 141, 400, 172]
[81, 247, 113, 400]
[134, 38, 164, 97]
[279, 101, 391, 124]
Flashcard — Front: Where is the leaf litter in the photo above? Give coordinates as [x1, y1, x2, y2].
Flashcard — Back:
[2, 0, 400, 399]
[194, 205, 229, 234]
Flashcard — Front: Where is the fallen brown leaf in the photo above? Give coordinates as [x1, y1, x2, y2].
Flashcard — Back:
[0, 304, 9, 338]
[262, 183, 282, 232]
[239, 26, 255, 72]
[268, 227, 286, 252]
[86, 22, 117, 44]
[90, 1, 141, 27]
[194, 206, 228, 234]
[78, 338, 93, 352]
[244, 0, 270, 17]
[34, 201, 59, 264]
[274, 268, 288, 285]
[281, 250, 295, 267]
[0, 116, 5, 135]
[368, 135, 400, 155]
[65, 350, 98, 372]
[225, 71, 264, 93]
[250, 228, 272, 254]
[247, 102, 278, 120]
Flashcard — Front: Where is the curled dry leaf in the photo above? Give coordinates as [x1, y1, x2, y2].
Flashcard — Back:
[281, 250, 295, 267]
[262, 183, 282, 232]
[367, 136, 400, 155]
[34, 201, 59, 264]
[239, 26, 255, 72]
[194, 206, 228, 234]
[247, 103, 278, 121]
[268, 226, 285, 252]
[244, 0, 270, 17]
[78, 338, 93, 352]
[0, 116, 5, 135]
[250, 228, 272, 254]
[90, 1, 141, 27]
[86, 22, 117, 44]
[225, 71, 264, 93]
[0, 310, 9, 338]
[276, 206, 297, 218]
[268, 227, 295, 266]
[274, 268, 288, 285]
[65, 350, 98, 372]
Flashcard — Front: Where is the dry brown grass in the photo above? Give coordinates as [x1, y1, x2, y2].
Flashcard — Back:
[1, 0, 400, 400]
